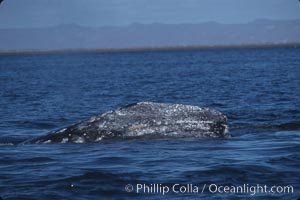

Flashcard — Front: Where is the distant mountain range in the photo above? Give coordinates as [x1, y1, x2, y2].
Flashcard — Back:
[0, 19, 300, 51]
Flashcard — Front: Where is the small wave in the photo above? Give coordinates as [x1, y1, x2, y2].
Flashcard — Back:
[231, 122, 300, 132]
[17, 120, 57, 129]
[0, 135, 31, 145]
[268, 154, 300, 164]
[18, 157, 55, 163]
[261, 122, 300, 131]
[60, 171, 143, 186]
[0, 142, 14, 146]
[285, 109, 300, 114]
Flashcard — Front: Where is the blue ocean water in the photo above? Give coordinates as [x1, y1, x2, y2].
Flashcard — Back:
[0, 47, 299, 200]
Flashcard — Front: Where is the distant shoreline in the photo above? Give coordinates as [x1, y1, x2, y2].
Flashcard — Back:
[0, 43, 299, 55]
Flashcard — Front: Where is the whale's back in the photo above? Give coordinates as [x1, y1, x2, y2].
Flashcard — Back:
[28, 102, 228, 144]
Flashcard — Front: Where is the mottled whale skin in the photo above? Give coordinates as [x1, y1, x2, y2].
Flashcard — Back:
[28, 102, 228, 144]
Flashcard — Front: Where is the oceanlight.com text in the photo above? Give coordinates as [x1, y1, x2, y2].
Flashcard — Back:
[124, 183, 294, 196]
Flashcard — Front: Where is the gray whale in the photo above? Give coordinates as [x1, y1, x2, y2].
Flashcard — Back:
[27, 102, 228, 144]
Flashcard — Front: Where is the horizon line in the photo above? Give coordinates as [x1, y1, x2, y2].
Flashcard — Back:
[0, 42, 299, 55]
[1, 18, 300, 29]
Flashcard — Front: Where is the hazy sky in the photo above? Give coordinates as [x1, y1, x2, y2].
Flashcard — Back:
[0, 0, 300, 28]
